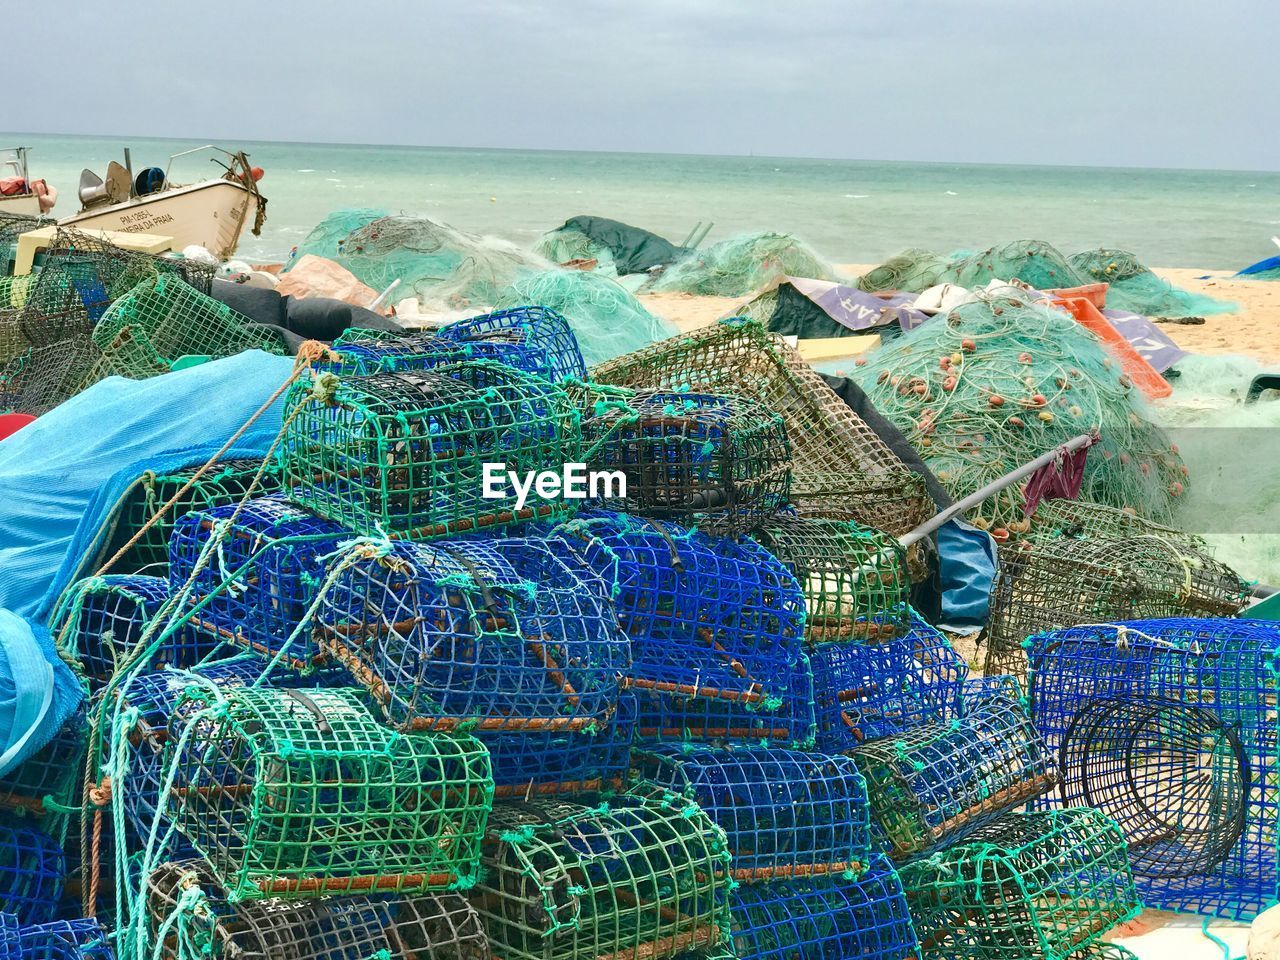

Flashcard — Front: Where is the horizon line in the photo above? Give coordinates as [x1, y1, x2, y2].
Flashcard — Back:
[3, 129, 1278, 178]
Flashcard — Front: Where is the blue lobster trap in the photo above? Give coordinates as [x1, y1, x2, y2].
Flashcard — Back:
[1027, 617, 1280, 920]
[168, 495, 349, 669]
[0, 711, 87, 839]
[582, 392, 791, 537]
[635, 743, 871, 882]
[810, 613, 967, 751]
[328, 329, 470, 376]
[630, 650, 817, 748]
[437, 305, 587, 382]
[723, 856, 922, 960]
[0, 819, 64, 926]
[319, 535, 629, 733]
[556, 511, 806, 714]
[51, 575, 220, 688]
[483, 693, 636, 799]
[8, 919, 114, 960]
[852, 682, 1057, 860]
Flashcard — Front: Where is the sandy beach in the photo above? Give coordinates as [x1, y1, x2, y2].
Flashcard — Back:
[641, 265, 1280, 367]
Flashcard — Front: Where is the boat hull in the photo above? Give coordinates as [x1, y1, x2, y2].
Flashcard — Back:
[0, 194, 42, 216]
[60, 179, 256, 260]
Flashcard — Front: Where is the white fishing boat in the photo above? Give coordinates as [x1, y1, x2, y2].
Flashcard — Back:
[0, 147, 55, 217]
[60, 145, 267, 260]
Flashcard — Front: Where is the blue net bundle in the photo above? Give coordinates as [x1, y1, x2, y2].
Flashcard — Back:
[0, 819, 64, 925]
[1027, 618, 1280, 920]
[852, 684, 1057, 859]
[281, 362, 583, 539]
[50, 576, 220, 690]
[167, 495, 349, 669]
[318, 535, 629, 733]
[898, 808, 1139, 960]
[635, 743, 871, 882]
[753, 515, 911, 644]
[629, 651, 817, 747]
[166, 686, 494, 901]
[9, 918, 114, 960]
[582, 392, 791, 537]
[721, 856, 922, 960]
[811, 613, 968, 751]
[144, 858, 487, 960]
[555, 511, 805, 722]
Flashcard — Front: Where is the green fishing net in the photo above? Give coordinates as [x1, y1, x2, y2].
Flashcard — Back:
[288, 210, 550, 310]
[851, 293, 1187, 532]
[492, 270, 677, 366]
[647, 232, 837, 297]
[1069, 248, 1236, 317]
[856, 240, 1234, 318]
[534, 229, 620, 276]
[286, 207, 389, 262]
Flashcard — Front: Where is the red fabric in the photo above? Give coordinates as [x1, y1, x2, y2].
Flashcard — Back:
[1023, 439, 1096, 517]
[0, 177, 27, 196]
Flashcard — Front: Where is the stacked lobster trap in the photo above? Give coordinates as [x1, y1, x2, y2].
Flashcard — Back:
[10, 307, 1168, 960]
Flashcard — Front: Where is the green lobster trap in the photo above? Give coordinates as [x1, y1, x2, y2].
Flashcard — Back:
[899, 809, 1139, 960]
[591, 318, 932, 537]
[168, 686, 493, 900]
[281, 362, 582, 538]
[145, 858, 489, 959]
[753, 514, 911, 643]
[581, 391, 791, 537]
[852, 684, 1056, 859]
[473, 790, 731, 960]
[102, 457, 281, 575]
[984, 534, 1248, 680]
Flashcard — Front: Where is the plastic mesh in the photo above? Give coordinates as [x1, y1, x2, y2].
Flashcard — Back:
[899, 809, 1140, 960]
[0, 711, 86, 834]
[985, 535, 1248, 680]
[592, 318, 931, 537]
[319, 535, 628, 732]
[811, 613, 968, 751]
[145, 858, 488, 960]
[557, 511, 805, 712]
[168, 686, 493, 900]
[51, 575, 219, 688]
[0, 337, 101, 416]
[1027, 618, 1280, 919]
[634, 743, 871, 881]
[168, 495, 349, 668]
[852, 684, 1057, 859]
[1070, 248, 1237, 317]
[583, 392, 791, 536]
[91, 273, 287, 380]
[473, 789, 730, 960]
[12, 919, 114, 960]
[0, 819, 64, 925]
[329, 328, 470, 376]
[753, 515, 911, 643]
[645, 232, 837, 297]
[281, 362, 582, 538]
[106, 458, 280, 576]
[723, 858, 922, 960]
[1024, 497, 1206, 547]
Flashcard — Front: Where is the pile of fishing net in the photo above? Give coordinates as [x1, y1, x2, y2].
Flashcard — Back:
[646, 231, 838, 297]
[857, 240, 1234, 318]
[534, 215, 689, 278]
[491, 269, 676, 366]
[851, 292, 1187, 535]
[286, 209, 550, 310]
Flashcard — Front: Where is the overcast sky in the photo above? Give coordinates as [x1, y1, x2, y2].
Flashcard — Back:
[9, 0, 1276, 170]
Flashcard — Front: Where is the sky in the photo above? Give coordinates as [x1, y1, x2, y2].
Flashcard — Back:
[9, 0, 1278, 170]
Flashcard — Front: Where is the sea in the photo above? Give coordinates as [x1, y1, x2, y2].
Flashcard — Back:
[5, 132, 1280, 270]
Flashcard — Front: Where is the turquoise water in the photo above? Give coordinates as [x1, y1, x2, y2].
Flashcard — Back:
[5, 132, 1279, 270]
